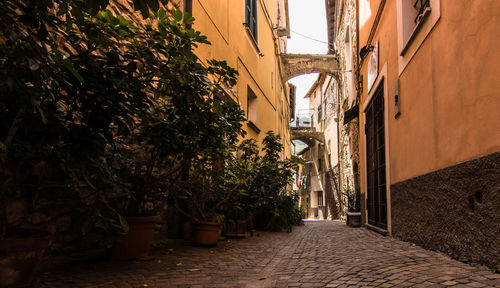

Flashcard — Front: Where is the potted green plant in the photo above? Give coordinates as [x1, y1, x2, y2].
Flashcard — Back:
[242, 132, 301, 232]
[346, 185, 361, 227]
[170, 105, 247, 245]
[0, 0, 221, 270]
[0, 0, 163, 284]
[222, 139, 259, 238]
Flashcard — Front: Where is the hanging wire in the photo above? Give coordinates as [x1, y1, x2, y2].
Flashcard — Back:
[290, 30, 329, 44]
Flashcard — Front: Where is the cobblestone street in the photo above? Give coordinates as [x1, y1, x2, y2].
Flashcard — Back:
[36, 221, 499, 288]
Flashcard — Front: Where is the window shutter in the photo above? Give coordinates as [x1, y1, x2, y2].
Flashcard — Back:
[251, 0, 257, 38]
[245, 0, 251, 26]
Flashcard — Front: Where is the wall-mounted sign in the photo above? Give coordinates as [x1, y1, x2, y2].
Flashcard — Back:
[367, 41, 379, 93]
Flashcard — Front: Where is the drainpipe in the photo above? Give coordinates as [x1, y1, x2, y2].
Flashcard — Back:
[336, 81, 342, 215]
[355, 0, 360, 104]
[185, 0, 193, 29]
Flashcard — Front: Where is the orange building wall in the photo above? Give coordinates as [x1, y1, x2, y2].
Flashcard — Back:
[359, 0, 500, 186]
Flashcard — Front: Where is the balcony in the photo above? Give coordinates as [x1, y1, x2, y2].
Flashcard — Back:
[291, 110, 324, 145]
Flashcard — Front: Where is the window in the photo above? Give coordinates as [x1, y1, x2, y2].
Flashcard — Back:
[245, 0, 258, 41]
[331, 81, 336, 103]
[277, 0, 281, 26]
[401, 0, 431, 49]
[317, 191, 323, 206]
[289, 84, 296, 121]
[246, 86, 259, 132]
[413, 0, 431, 24]
[317, 104, 322, 122]
[318, 143, 322, 172]
[324, 97, 328, 118]
[397, 0, 440, 73]
[344, 27, 354, 105]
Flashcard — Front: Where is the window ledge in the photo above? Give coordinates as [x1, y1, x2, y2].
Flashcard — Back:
[400, 7, 432, 56]
[247, 120, 260, 133]
[243, 23, 261, 55]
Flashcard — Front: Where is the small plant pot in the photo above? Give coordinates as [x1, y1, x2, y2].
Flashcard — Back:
[193, 221, 220, 246]
[346, 212, 361, 227]
[111, 215, 162, 260]
[0, 231, 52, 288]
[225, 220, 247, 238]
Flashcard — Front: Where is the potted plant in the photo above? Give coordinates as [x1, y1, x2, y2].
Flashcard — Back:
[0, 0, 213, 270]
[242, 132, 301, 232]
[0, 0, 154, 284]
[167, 95, 247, 245]
[346, 185, 361, 227]
[222, 139, 259, 238]
[171, 119, 247, 245]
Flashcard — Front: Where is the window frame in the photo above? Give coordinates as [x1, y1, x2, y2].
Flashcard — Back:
[246, 85, 260, 133]
[396, 0, 441, 74]
[317, 191, 324, 206]
[245, 0, 258, 43]
[317, 103, 322, 122]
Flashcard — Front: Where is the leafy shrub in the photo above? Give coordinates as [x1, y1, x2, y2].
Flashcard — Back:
[0, 0, 244, 244]
[242, 132, 302, 232]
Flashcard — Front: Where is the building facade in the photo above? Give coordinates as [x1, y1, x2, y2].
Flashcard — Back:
[357, 0, 500, 270]
[326, 0, 360, 215]
[295, 74, 344, 220]
[174, 0, 293, 157]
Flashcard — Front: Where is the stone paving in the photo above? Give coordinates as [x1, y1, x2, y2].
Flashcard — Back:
[36, 221, 499, 288]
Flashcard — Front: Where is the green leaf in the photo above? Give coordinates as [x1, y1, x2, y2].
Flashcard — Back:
[172, 9, 183, 22]
[0, 141, 6, 151]
[118, 214, 129, 233]
[62, 59, 84, 83]
[157, 9, 166, 20]
[183, 12, 195, 25]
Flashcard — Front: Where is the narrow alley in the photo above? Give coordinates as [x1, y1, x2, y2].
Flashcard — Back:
[36, 222, 499, 288]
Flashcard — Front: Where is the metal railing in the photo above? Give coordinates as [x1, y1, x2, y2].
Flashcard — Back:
[414, 0, 431, 24]
[291, 109, 314, 128]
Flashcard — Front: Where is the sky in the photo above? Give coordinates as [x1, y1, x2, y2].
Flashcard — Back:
[286, 0, 328, 117]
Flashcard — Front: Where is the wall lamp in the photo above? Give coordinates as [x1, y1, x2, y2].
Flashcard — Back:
[359, 44, 374, 60]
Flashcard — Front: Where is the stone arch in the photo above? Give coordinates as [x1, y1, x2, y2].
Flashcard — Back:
[280, 53, 341, 81]
[291, 128, 325, 147]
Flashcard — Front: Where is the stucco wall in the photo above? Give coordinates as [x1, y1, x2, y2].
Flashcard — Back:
[192, 0, 292, 156]
[391, 151, 500, 271]
[358, 0, 500, 267]
[360, 0, 500, 185]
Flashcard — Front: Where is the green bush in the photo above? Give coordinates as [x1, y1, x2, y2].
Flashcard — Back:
[240, 132, 302, 232]
[0, 0, 244, 244]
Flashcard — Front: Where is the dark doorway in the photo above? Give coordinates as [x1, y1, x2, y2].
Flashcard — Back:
[365, 84, 387, 229]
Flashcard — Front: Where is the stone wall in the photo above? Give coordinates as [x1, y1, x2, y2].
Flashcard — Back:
[391, 151, 500, 271]
[333, 0, 359, 216]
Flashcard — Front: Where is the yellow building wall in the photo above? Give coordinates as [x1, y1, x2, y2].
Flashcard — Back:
[189, 0, 292, 158]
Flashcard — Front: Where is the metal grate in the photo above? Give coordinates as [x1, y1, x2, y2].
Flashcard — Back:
[365, 84, 387, 229]
[413, 0, 431, 24]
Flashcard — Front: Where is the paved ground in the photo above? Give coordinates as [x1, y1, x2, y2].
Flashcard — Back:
[36, 221, 499, 288]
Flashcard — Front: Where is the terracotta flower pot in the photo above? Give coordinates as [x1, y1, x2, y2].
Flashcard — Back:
[0, 232, 52, 288]
[111, 215, 161, 260]
[193, 221, 220, 246]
